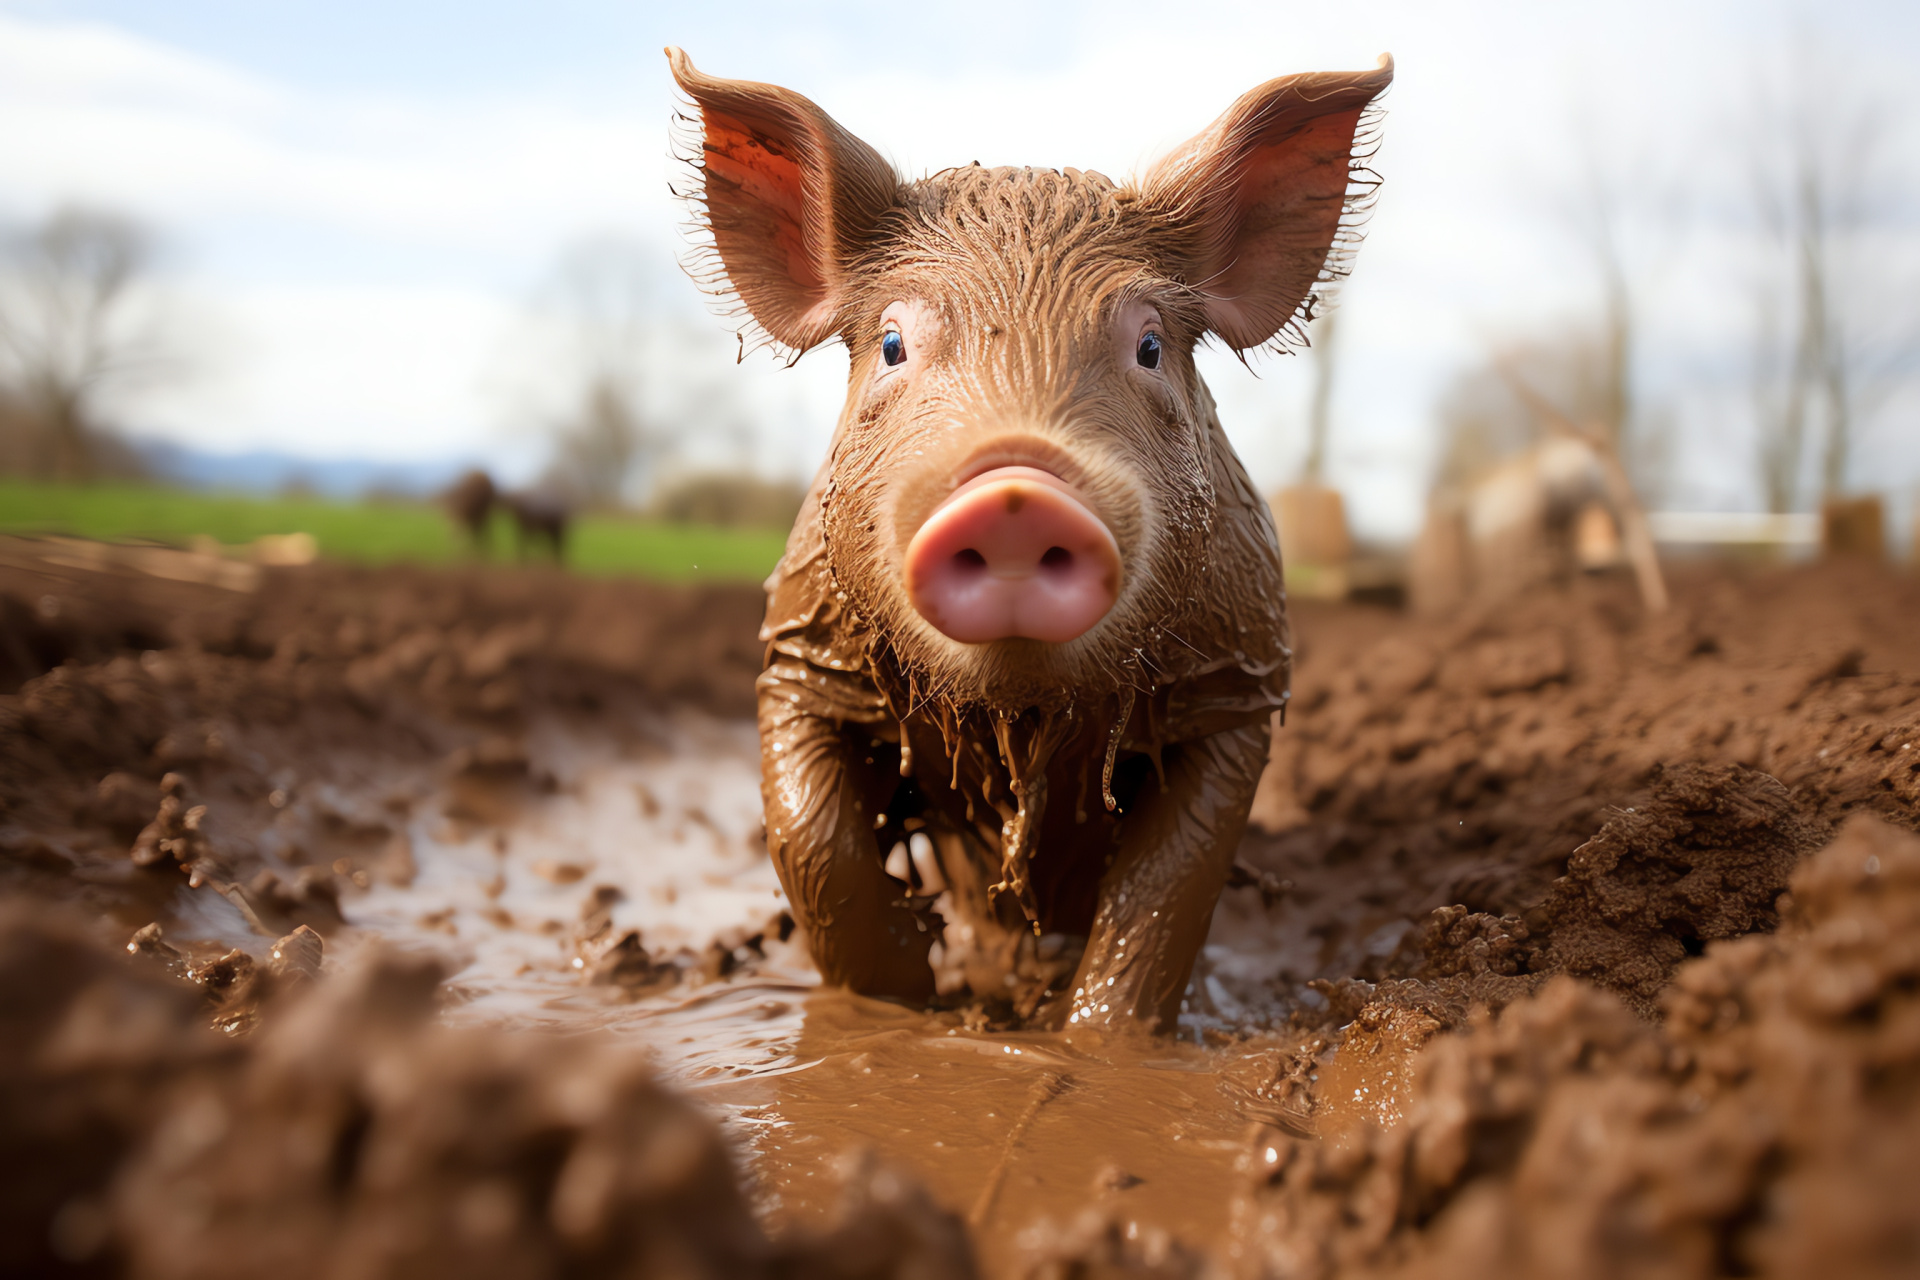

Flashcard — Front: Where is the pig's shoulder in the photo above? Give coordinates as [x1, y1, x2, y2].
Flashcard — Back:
[1144, 411, 1291, 741]
[756, 535, 888, 725]
[1155, 658, 1288, 745]
[759, 486, 837, 641]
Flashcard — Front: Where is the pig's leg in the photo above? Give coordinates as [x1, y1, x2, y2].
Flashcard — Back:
[1059, 721, 1270, 1032]
[760, 693, 936, 1003]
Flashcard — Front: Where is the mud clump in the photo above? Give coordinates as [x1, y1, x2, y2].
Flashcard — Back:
[1390, 762, 1833, 1019]
[0, 903, 231, 1277]
[1523, 761, 1831, 1014]
[0, 903, 975, 1280]
[116, 951, 783, 1280]
[1230, 815, 1920, 1280]
[1021, 1214, 1213, 1279]
[1233, 560, 1920, 1022]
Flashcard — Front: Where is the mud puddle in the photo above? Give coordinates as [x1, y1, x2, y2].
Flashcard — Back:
[318, 709, 1305, 1273]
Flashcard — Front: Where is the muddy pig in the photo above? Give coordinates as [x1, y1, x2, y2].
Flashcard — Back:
[669, 49, 1391, 1030]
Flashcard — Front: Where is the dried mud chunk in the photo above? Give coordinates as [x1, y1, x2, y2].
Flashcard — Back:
[125, 922, 189, 981]
[1019, 1210, 1209, 1279]
[267, 924, 324, 983]
[244, 866, 345, 932]
[1356, 634, 1440, 701]
[589, 929, 679, 997]
[1405, 904, 1530, 979]
[1228, 979, 1669, 1280]
[0, 900, 223, 1278]
[1530, 761, 1829, 1016]
[116, 951, 750, 1280]
[114, 948, 975, 1280]
[1382, 907, 1546, 1019]
[128, 772, 214, 872]
[94, 770, 159, 837]
[782, 1150, 978, 1280]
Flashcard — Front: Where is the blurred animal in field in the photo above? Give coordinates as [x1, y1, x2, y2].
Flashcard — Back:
[1412, 429, 1665, 615]
[443, 470, 497, 553]
[670, 47, 1392, 1030]
[501, 489, 570, 561]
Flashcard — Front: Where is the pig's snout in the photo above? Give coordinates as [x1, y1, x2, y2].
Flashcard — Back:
[904, 466, 1121, 645]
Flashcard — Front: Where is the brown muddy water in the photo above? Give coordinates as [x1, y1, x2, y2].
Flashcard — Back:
[6, 541, 1920, 1277]
[328, 710, 1309, 1276]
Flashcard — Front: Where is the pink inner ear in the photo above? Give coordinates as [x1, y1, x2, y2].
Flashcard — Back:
[1233, 110, 1364, 241]
[701, 110, 827, 327]
[1208, 107, 1367, 348]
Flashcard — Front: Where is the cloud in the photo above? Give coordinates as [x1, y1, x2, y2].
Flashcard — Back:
[2, 4, 1915, 535]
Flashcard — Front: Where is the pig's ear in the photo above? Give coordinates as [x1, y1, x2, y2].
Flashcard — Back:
[1139, 56, 1392, 354]
[668, 48, 902, 355]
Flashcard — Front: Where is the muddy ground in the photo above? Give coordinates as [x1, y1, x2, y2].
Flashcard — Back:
[3, 533, 1918, 1278]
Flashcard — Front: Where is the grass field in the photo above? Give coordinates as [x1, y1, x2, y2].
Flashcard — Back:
[0, 480, 788, 582]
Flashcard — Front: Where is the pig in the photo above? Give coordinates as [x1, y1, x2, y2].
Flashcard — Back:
[500, 488, 570, 562]
[444, 469, 496, 553]
[667, 48, 1392, 1030]
[1412, 432, 1669, 616]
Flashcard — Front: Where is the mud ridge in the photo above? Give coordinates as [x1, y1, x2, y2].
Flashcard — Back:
[1227, 814, 1920, 1280]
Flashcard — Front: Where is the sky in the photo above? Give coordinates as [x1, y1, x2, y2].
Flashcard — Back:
[1, 0, 1916, 539]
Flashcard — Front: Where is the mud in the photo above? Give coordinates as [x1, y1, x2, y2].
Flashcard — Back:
[1, 904, 971, 1279]
[1228, 814, 1920, 1280]
[4, 535, 1919, 1277]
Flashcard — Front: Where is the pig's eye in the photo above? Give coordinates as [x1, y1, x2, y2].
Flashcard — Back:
[1136, 331, 1162, 370]
[881, 328, 907, 367]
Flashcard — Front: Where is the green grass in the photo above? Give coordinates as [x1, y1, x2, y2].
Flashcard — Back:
[0, 479, 788, 582]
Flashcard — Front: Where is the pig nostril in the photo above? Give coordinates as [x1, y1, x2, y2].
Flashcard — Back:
[903, 466, 1121, 644]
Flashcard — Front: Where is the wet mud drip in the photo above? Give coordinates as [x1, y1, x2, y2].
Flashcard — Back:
[987, 710, 1072, 927]
[1101, 685, 1137, 813]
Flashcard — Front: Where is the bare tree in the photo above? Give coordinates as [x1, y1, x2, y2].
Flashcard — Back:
[545, 374, 652, 509]
[530, 236, 670, 508]
[1555, 116, 1676, 506]
[499, 232, 765, 512]
[0, 207, 160, 481]
[1434, 328, 1616, 487]
[1746, 42, 1913, 511]
[1568, 150, 1632, 455]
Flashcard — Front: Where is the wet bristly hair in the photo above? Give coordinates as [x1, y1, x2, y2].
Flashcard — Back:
[665, 48, 1390, 722]
[822, 165, 1221, 716]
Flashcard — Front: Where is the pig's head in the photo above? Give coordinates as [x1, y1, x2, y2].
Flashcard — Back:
[669, 49, 1389, 713]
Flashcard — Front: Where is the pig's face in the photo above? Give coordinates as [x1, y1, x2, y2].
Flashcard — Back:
[669, 51, 1391, 712]
[823, 167, 1221, 709]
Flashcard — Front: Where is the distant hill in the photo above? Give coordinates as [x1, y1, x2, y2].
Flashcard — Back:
[138, 441, 474, 500]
